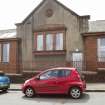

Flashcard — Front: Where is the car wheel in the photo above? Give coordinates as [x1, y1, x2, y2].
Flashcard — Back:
[24, 87, 35, 98]
[2, 88, 8, 92]
[69, 87, 81, 99]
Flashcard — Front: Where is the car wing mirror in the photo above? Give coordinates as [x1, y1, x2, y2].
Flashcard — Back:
[35, 76, 40, 80]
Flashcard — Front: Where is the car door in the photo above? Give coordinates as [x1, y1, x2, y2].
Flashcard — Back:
[35, 70, 59, 94]
[55, 70, 71, 93]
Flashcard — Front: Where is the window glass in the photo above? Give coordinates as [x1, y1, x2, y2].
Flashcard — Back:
[100, 38, 105, 46]
[46, 34, 53, 50]
[57, 70, 65, 77]
[3, 43, 10, 63]
[72, 53, 83, 61]
[56, 33, 63, 50]
[97, 38, 105, 62]
[35, 32, 64, 51]
[40, 70, 61, 80]
[40, 71, 53, 80]
[65, 70, 71, 76]
[37, 35, 43, 51]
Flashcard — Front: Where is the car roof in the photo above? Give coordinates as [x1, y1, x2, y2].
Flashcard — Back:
[45, 67, 76, 71]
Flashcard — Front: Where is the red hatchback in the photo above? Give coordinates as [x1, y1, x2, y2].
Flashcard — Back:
[22, 67, 86, 99]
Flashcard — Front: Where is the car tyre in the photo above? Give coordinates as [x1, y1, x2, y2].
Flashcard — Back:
[24, 87, 35, 98]
[69, 87, 81, 99]
[2, 88, 8, 92]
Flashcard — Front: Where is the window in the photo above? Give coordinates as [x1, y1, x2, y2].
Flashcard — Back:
[57, 70, 65, 77]
[40, 70, 71, 80]
[2, 43, 10, 63]
[37, 35, 43, 51]
[46, 34, 53, 50]
[34, 32, 64, 51]
[97, 38, 105, 62]
[56, 33, 63, 50]
[72, 53, 83, 61]
[40, 71, 52, 80]
[0, 43, 10, 63]
[65, 70, 71, 76]
[72, 52, 83, 72]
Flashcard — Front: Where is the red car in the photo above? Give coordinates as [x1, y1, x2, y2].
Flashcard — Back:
[22, 67, 86, 99]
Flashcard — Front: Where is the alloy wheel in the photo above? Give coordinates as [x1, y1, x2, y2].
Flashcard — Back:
[25, 87, 35, 98]
[70, 87, 81, 99]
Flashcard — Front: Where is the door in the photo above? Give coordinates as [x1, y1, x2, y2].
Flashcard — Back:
[55, 70, 71, 93]
[35, 70, 59, 93]
[72, 52, 83, 72]
[35, 70, 70, 94]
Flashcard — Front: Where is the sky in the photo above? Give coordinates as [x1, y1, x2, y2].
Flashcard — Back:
[0, 0, 105, 30]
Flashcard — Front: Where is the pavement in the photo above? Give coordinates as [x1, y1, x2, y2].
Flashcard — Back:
[9, 83, 105, 92]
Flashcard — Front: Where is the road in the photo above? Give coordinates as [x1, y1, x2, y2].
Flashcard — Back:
[0, 91, 104, 105]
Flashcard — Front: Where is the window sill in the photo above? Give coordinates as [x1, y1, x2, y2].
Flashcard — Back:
[0, 62, 9, 65]
[32, 50, 66, 56]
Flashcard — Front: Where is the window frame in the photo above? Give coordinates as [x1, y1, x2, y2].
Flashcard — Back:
[39, 69, 71, 80]
[34, 31, 65, 51]
[97, 38, 105, 62]
[36, 34, 44, 51]
[55, 33, 63, 50]
[0, 43, 10, 63]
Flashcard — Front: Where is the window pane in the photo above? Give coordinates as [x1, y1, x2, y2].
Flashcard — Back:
[65, 70, 71, 76]
[46, 34, 53, 50]
[100, 38, 105, 46]
[40, 71, 52, 80]
[97, 38, 105, 62]
[57, 70, 65, 77]
[3, 43, 10, 63]
[72, 53, 83, 61]
[37, 35, 43, 51]
[56, 33, 63, 50]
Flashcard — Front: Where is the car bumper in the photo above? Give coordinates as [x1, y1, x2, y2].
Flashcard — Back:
[22, 84, 25, 93]
[0, 83, 10, 89]
[82, 80, 86, 92]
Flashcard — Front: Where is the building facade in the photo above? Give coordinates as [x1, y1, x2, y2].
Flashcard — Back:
[82, 21, 105, 82]
[16, 0, 90, 74]
[0, 29, 20, 74]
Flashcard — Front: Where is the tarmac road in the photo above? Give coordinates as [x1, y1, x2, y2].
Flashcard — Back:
[0, 91, 104, 105]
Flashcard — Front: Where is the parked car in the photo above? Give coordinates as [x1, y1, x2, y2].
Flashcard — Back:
[0, 71, 10, 92]
[22, 67, 86, 99]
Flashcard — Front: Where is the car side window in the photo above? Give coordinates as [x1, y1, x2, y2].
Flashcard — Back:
[39, 70, 71, 80]
[40, 70, 58, 80]
[57, 70, 65, 77]
[65, 70, 71, 76]
[57, 70, 71, 77]
[40, 71, 52, 80]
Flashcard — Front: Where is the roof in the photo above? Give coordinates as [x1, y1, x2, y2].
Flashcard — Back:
[89, 20, 105, 32]
[16, 0, 90, 25]
[0, 29, 16, 39]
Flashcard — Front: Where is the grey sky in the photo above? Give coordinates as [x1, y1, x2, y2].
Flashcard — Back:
[0, 0, 104, 29]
